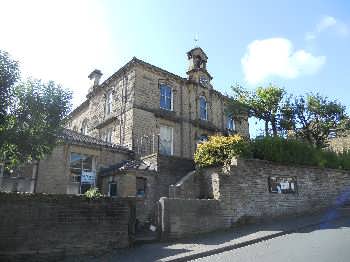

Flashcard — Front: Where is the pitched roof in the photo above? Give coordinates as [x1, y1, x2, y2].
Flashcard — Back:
[58, 128, 133, 154]
[67, 51, 237, 120]
[67, 57, 186, 119]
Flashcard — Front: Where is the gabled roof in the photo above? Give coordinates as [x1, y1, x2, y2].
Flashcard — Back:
[67, 57, 186, 119]
[67, 52, 237, 120]
[58, 128, 133, 154]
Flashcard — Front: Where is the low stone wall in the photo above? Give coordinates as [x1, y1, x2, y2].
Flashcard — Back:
[0, 193, 135, 261]
[169, 168, 221, 199]
[121, 154, 195, 227]
[159, 159, 350, 240]
[217, 159, 350, 227]
[169, 171, 200, 199]
[158, 197, 224, 240]
[0, 176, 33, 193]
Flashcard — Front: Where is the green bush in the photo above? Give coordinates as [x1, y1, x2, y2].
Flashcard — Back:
[250, 136, 350, 170]
[84, 187, 103, 199]
[194, 135, 350, 170]
[194, 135, 250, 168]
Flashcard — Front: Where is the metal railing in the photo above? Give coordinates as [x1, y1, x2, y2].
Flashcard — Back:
[134, 134, 160, 157]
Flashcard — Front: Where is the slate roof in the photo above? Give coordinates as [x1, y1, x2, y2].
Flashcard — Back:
[58, 128, 133, 154]
[67, 57, 186, 119]
[99, 159, 157, 176]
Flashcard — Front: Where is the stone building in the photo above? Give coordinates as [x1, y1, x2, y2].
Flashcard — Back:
[0, 129, 133, 195]
[328, 131, 350, 153]
[0, 47, 249, 231]
[66, 47, 249, 159]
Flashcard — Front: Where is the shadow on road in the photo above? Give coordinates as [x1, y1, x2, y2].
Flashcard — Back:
[64, 207, 350, 262]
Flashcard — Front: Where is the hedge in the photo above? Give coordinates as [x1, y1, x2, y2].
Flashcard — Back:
[194, 135, 350, 170]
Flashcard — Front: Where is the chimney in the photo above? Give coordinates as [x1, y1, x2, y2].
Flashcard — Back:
[88, 69, 102, 93]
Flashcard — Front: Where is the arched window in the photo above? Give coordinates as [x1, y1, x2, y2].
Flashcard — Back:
[81, 119, 88, 135]
[227, 115, 235, 131]
[199, 96, 207, 120]
[160, 84, 172, 110]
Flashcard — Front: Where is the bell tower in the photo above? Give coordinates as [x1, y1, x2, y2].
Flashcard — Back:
[186, 47, 212, 88]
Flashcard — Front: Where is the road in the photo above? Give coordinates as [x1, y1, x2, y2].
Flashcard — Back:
[191, 215, 350, 262]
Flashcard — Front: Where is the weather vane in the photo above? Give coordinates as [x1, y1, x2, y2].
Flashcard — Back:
[194, 33, 199, 47]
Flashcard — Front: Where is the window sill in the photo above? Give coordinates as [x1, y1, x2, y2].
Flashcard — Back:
[94, 115, 119, 129]
[192, 119, 219, 132]
[154, 109, 179, 122]
[160, 107, 173, 112]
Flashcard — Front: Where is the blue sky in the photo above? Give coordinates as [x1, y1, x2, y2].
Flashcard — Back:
[1, 0, 349, 136]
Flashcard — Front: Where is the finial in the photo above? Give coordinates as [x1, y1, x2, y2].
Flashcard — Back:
[194, 33, 199, 47]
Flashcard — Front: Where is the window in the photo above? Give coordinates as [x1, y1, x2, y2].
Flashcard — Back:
[106, 128, 112, 143]
[106, 91, 113, 115]
[108, 182, 117, 197]
[227, 116, 235, 131]
[160, 84, 172, 110]
[69, 153, 95, 194]
[81, 120, 88, 135]
[100, 128, 112, 143]
[136, 177, 146, 197]
[199, 96, 207, 120]
[159, 125, 173, 156]
[100, 131, 106, 142]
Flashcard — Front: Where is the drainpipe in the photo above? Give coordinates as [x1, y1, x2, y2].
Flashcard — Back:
[31, 160, 40, 193]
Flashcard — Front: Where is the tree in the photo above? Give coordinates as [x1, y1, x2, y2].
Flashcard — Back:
[0, 49, 72, 167]
[281, 93, 350, 148]
[230, 84, 286, 136]
[0, 50, 20, 130]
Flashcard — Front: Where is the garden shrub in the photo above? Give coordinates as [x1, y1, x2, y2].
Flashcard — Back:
[84, 187, 103, 199]
[194, 135, 250, 167]
[194, 134, 350, 170]
[249, 136, 350, 170]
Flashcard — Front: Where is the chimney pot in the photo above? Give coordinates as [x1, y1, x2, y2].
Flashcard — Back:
[88, 69, 103, 92]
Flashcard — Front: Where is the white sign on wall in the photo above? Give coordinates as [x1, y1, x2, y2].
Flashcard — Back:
[81, 171, 96, 185]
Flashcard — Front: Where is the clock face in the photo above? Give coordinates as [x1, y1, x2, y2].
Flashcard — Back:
[199, 76, 209, 86]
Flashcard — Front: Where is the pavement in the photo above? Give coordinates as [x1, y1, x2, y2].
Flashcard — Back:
[64, 207, 350, 262]
[191, 211, 350, 262]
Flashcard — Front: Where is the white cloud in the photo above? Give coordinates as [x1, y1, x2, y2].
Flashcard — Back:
[241, 38, 326, 85]
[306, 15, 349, 40]
[317, 16, 337, 32]
[0, 0, 117, 107]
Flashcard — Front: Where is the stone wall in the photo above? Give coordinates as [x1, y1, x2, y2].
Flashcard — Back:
[36, 144, 130, 195]
[159, 159, 350, 240]
[0, 162, 36, 193]
[133, 155, 195, 226]
[0, 176, 33, 193]
[133, 63, 250, 159]
[0, 193, 135, 261]
[217, 159, 350, 226]
[328, 134, 350, 153]
[169, 168, 220, 199]
[159, 197, 224, 240]
[36, 145, 69, 194]
[99, 154, 196, 228]
[67, 67, 135, 149]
